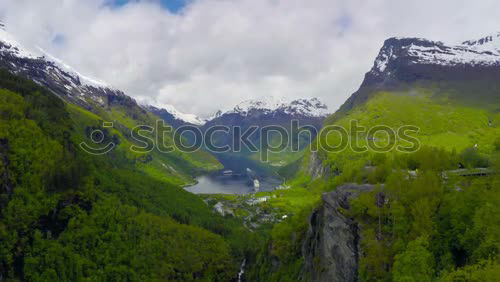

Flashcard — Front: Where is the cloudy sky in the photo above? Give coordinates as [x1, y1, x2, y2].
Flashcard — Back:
[1, 0, 499, 117]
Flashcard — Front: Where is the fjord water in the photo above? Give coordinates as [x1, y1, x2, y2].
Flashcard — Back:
[186, 154, 283, 194]
[185, 171, 282, 194]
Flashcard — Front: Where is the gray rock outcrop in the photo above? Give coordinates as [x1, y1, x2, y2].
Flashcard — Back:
[307, 151, 331, 180]
[302, 184, 377, 282]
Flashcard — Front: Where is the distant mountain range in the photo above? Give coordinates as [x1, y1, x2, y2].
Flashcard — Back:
[146, 97, 330, 172]
[213, 97, 329, 119]
[147, 97, 329, 128]
[198, 97, 329, 171]
[202, 97, 328, 140]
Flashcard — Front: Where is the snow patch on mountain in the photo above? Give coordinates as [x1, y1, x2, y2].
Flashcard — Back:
[374, 45, 393, 73]
[233, 96, 288, 114]
[155, 103, 207, 125]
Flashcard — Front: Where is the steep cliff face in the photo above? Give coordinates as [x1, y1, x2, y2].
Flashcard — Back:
[302, 184, 376, 282]
[306, 151, 331, 180]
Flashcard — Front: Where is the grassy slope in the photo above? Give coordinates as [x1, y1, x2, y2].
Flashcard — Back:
[320, 91, 499, 171]
[71, 98, 222, 186]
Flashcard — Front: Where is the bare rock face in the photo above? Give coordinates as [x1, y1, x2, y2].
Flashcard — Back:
[302, 184, 376, 282]
[306, 151, 331, 180]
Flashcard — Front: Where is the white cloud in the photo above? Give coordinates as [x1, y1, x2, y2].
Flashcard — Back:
[1, 0, 499, 116]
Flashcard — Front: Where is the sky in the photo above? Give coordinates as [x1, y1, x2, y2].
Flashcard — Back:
[0, 0, 499, 117]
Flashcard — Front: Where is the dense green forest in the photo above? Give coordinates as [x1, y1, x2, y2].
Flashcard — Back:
[0, 70, 262, 281]
[349, 153, 499, 281]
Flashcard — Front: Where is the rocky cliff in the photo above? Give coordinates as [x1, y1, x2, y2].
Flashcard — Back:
[302, 184, 377, 282]
[306, 151, 331, 180]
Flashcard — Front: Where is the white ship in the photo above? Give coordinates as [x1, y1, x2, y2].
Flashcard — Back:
[253, 179, 260, 192]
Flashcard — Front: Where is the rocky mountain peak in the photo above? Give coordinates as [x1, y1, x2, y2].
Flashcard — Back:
[370, 33, 500, 78]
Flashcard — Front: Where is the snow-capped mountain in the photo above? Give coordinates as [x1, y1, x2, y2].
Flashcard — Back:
[214, 97, 329, 119]
[149, 97, 329, 129]
[0, 21, 130, 109]
[201, 97, 328, 154]
[338, 32, 500, 113]
[371, 33, 500, 76]
[146, 104, 206, 127]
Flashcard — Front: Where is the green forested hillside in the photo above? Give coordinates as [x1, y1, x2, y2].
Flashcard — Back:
[319, 91, 499, 176]
[248, 87, 500, 281]
[0, 70, 257, 281]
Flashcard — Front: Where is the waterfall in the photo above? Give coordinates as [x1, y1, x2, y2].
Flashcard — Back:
[238, 259, 246, 282]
